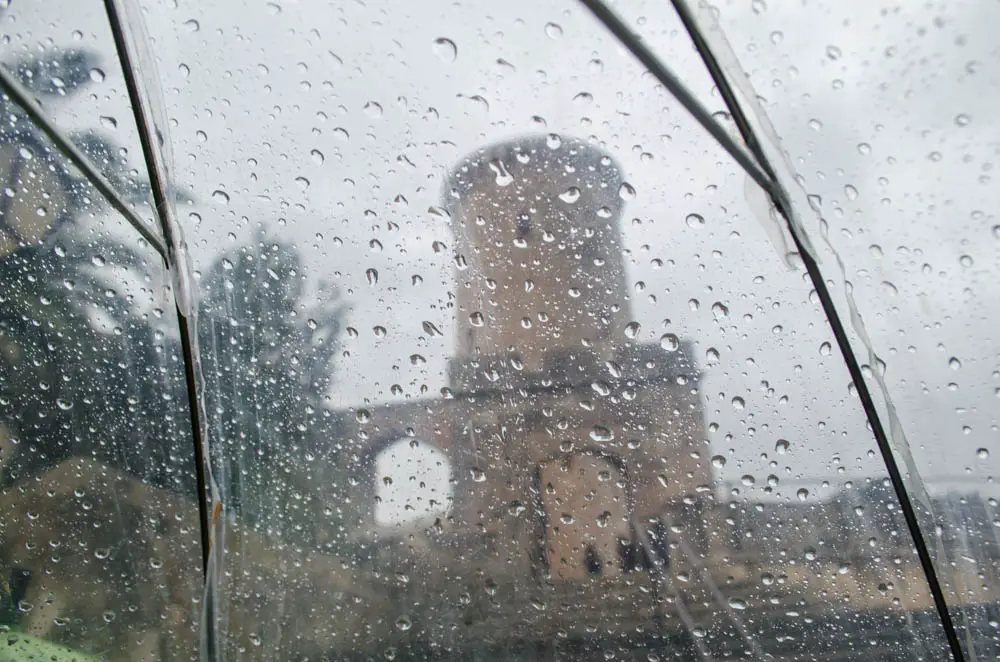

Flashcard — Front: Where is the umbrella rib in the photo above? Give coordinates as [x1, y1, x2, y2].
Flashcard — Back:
[101, 0, 214, 584]
[0, 65, 169, 262]
[589, 0, 966, 658]
[667, 2, 966, 660]
[577, 0, 776, 199]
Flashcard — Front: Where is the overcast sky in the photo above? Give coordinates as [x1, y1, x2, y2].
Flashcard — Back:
[5, 0, 1000, 505]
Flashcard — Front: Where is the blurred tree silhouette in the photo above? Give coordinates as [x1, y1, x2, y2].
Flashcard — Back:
[1, 48, 347, 538]
[0, 48, 196, 493]
[198, 232, 344, 540]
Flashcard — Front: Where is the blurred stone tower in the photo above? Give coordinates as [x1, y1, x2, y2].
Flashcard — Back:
[442, 135, 712, 582]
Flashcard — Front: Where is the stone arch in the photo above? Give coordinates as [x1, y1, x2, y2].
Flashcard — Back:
[534, 449, 637, 581]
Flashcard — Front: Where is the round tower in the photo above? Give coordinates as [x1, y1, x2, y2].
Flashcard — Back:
[438, 136, 712, 582]
[443, 135, 630, 375]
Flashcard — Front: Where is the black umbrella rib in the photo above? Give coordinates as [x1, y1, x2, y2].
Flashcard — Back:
[579, 0, 966, 660]
[101, 0, 213, 580]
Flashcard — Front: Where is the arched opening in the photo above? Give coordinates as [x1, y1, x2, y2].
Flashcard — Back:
[374, 438, 452, 529]
[538, 452, 631, 581]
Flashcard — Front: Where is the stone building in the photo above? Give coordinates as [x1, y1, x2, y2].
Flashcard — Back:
[335, 135, 713, 611]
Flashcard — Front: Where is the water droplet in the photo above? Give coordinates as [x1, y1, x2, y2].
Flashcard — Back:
[88, 68, 105, 83]
[559, 187, 581, 204]
[949, 357, 962, 370]
[489, 158, 513, 186]
[819, 342, 832, 356]
[99, 115, 117, 129]
[711, 302, 729, 319]
[591, 381, 611, 397]
[91, 255, 106, 267]
[960, 254, 974, 268]
[364, 101, 383, 117]
[685, 213, 705, 229]
[711, 455, 727, 468]
[183, 19, 200, 32]
[731, 396, 745, 410]
[469, 312, 485, 327]
[212, 190, 230, 205]
[366, 268, 378, 285]
[955, 114, 971, 127]
[590, 426, 614, 442]
[728, 597, 747, 610]
[796, 488, 809, 501]
[544, 22, 563, 39]
[310, 149, 325, 165]
[826, 45, 842, 60]
[432, 38, 457, 63]
[624, 321, 641, 339]
[977, 448, 990, 460]
[373, 326, 387, 338]
[618, 182, 636, 200]
[775, 439, 790, 455]
[356, 409, 371, 423]
[857, 142, 872, 155]
[659, 333, 679, 352]
[469, 467, 486, 482]
[395, 616, 412, 631]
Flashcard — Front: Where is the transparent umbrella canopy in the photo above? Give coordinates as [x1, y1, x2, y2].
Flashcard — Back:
[0, 0, 997, 660]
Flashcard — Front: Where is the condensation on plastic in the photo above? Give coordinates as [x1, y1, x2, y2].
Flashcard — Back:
[0, 101, 202, 658]
[128, 0, 963, 659]
[684, 3, 969, 645]
[677, 1, 816, 270]
[708, 0, 1000, 656]
[681, 0, 939, 528]
[0, 0, 164, 239]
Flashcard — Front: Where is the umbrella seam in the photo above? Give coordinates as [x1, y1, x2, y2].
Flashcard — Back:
[100, 2, 220, 661]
